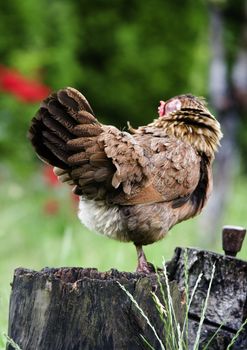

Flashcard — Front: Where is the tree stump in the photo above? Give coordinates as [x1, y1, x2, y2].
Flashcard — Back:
[167, 247, 247, 349]
[7, 247, 247, 350]
[7, 268, 183, 350]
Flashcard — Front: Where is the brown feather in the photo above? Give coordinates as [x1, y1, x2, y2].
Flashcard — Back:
[94, 168, 112, 182]
[57, 89, 80, 111]
[76, 110, 98, 124]
[67, 137, 95, 150]
[28, 88, 222, 254]
[42, 113, 72, 142]
[68, 152, 89, 165]
[73, 124, 102, 137]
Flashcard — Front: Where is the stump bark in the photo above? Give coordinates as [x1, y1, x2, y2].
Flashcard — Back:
[7, 268, 183, 350]
[7, 247, 247, 350]
[168, 247, 247, 349]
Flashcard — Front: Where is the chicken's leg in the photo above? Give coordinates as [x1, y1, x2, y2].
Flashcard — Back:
[135, 244, 155, 273]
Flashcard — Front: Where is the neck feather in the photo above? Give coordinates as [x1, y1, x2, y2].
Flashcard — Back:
[152, 113, 222, 159]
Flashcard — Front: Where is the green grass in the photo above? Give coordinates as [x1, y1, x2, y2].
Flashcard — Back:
[118, 258, 216, 350]
[119, 258, 247, 349]
[0, 169, 247, 348]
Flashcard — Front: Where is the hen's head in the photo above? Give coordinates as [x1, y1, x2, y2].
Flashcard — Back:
[155, 94, 223, 158]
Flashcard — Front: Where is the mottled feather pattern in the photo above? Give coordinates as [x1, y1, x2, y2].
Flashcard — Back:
[142, 136, 200, 200]
[100, 126, 150, 195]
[28, 88, 222, 249]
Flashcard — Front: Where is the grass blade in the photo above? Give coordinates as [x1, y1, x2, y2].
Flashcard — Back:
[140, 335, 156, 350]
[4, 334, 22, 350]
[226, 317, 247, 350]
[182, 248, 189, 348]
[193, 263, 216, 350]
[181, 269, 203, 346]
[117, 282, 166, 350]
[154, 270, 180, 350]
[151, 291, 167, 322]
[202, 322, 225, 350]
[162, 259, 180, 349]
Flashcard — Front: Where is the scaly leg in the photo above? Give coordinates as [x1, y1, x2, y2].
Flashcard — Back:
[135, 244, 155, 274]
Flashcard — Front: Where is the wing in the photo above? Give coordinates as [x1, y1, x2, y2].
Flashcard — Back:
[99, 127, 150, 195]
[28, 87, 200, 204]
[150, 137, 201, 202]
[28, 87, 150, 199]
[110, 133, 201, 206]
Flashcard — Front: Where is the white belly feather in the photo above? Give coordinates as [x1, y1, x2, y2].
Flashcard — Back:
[78, 198, 129, 242]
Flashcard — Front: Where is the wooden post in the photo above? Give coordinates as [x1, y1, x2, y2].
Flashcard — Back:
[222, 225, 246, 257]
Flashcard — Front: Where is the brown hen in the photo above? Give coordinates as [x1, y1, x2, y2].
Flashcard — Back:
[28, 87, 222, 273]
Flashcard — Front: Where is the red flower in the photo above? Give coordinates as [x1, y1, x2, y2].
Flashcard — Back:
[0, 65, 50, 103]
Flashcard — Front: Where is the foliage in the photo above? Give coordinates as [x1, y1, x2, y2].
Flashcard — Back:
[0, 2, 246, 347]
[0, 0, 209, 173]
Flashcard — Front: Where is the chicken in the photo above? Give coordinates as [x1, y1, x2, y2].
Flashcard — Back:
[28, 87, 222, 273]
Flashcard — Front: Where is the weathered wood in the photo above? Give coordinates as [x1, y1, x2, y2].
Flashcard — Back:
[7, 268, 183, 350]
[167, 247, 247, 349]
[7, 247, 247, 350]
[222, 225, 246, 257]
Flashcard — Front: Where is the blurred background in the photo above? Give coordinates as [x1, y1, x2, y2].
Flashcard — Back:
[0, 0, 247, 342]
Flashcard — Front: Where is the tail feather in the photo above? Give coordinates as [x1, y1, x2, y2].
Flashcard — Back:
[28, 87, 103, 170]
[66, 137, 94, 151]
[29, 111, 69, 169]
[28, 87, 115, 198]
[42, 110, 73, 141]
[57, 87, 95, 115]
[73, 124, 102, 137]
[45, 99, 77, 129]
[76, 111, 98, 124]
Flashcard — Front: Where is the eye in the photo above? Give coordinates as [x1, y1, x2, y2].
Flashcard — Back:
[165, 99, 182, 114]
